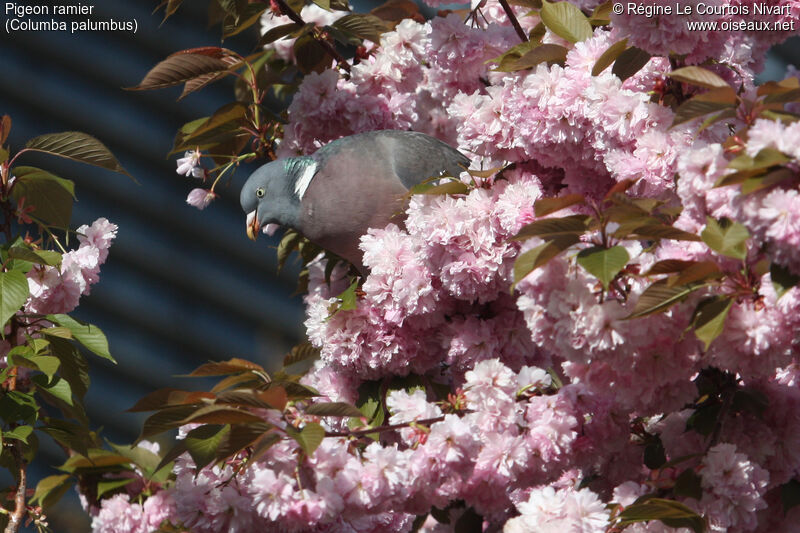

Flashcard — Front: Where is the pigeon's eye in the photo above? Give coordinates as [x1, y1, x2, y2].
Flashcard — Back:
[256, 187, 265, 198]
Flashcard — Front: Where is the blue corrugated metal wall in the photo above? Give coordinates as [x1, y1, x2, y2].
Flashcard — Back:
[0, 1, 797, 530]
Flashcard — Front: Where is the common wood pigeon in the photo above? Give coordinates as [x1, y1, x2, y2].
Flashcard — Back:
[241, 130, 469, 273]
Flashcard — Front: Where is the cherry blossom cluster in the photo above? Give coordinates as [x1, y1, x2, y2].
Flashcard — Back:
[25, 218, 118, 316]
[95, 2, 800, 532]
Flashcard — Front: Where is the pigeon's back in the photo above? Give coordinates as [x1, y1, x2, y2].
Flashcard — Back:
[313, 130, 469, 189]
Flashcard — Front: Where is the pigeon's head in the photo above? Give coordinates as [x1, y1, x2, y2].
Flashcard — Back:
[241, 158, 311, 240]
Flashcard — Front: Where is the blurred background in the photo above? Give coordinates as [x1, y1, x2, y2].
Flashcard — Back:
[0, 1, 797, 530]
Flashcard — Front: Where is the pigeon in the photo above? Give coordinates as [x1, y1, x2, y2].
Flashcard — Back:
[241, 130, 469, 273]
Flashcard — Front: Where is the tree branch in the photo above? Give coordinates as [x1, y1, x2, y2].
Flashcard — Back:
[325, 415, 447, 438]
[497, 0, 528, 43]
[4, 445, 27, 533]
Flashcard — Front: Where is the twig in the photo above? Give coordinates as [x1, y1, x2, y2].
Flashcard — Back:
[4, 445, 27, 533]
[497, 0, 528, 43]
[271, 0, 351, 72]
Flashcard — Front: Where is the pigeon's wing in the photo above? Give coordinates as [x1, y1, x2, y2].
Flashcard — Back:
[311, 130, 470, 191]
[381, 131, 470, 189]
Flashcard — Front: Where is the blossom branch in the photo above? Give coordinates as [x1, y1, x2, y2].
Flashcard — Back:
[324, 415, 447, 438]
[269, 0, 352, 72]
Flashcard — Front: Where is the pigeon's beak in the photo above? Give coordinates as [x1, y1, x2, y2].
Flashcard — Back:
[246, 210, 259, 241]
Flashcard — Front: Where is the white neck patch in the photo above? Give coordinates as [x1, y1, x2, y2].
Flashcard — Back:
[293, 162, 318, 200]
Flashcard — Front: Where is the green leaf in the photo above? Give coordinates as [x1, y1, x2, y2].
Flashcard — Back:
[589, 0, 612, 24]
[618, 497, 706, 533]
[732, 387, 768, 417]
[534, 194, 585, 217]
[539, 0, 592, 43]
[771, 262, 800, 300]
[592, 38, 627, 76]
[294, 33, 329, 74]
[24, 132, 129, 176]
[0, 390, 39, 425]
[46, 336, 90, 400]
[33, 375, 73, 407]
[107, 441, 163, 478]
[493, 43, 568, 71]
[11, 167, 75, 229]
[7, 246, 62, 267]
[4, 425, 33, 443]
[173, 102, 248, 153]
[46, 314, 114, 362]
[512, 214, 591, 241]
[611, 46, 651, 82]
[643, 439, 666, 469]
[0, 270, 29, 329]
[673, 468, 703, 500]
[58, 449, 131, 474]
[693, 296, 734, 350]
[701, 217, 749, 260]
[339, 280, 358, 311]
[454, 507, 483, 533]
[355, 380, 384, 431]
[413, 180, 470, 196]
[488, 40, 539, 71]
[96, 477, 136, 499]
[13, 355, 60, 381]
[31, 474, 72, 509]
[764, 88, 800, 105]
[216, 422, 274, 460]
[672, 87, 738, 127]
[305, 402, 364, 418]
[513, 235, 581, 286]
[288, 422, 326, 456]
[576, 245, 629, 289]
[740, 167, 794, 195]
[222, 4, 267, 38]
[668, 66, 730, 89]
[781, 479, 800, 514]
[728, 148, 790, 171]
[686, 403, 721, 437]
[626, 280, 700, 319]
[276, 230, 305, 273]
[184, 424, 230, 471]
[40, 418, 94, 458]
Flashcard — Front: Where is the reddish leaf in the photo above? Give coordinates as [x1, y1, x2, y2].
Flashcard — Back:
[128, 388, 214, 412]
[188, 358, 266, 377]
[129, 53, 233, 91]
[0, 115, 11, 145]
[182, 405, 266, 425]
